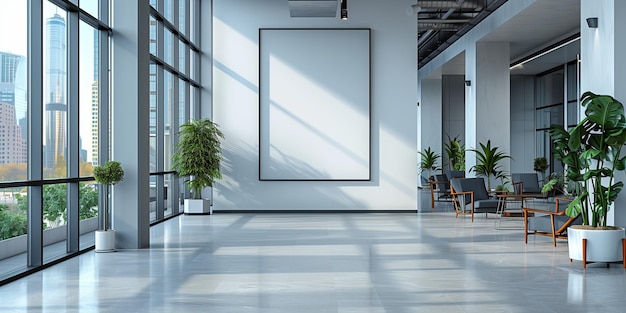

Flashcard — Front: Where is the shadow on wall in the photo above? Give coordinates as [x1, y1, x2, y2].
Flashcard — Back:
[216, 141, 369, 210]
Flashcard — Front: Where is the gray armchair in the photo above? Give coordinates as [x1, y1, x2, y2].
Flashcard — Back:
[449, 177, 499, 222]
[523, 198, 582, 246]
[512, 173, 544, 196]
[429, 174, 452, 208]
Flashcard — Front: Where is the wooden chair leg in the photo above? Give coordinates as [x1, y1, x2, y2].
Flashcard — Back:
[622, 238, 626, 268]
[523, 211, 529, 244]
[550, 215, 557, 247]
[431, 189, 435, 209]
[582, 238, 587, 269]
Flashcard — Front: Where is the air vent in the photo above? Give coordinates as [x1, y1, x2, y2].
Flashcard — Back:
[288, 0, 339, 18]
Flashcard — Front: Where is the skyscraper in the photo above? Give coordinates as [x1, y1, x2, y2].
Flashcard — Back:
[91, 28, 99, 165]
[44, 13, 67, 169]
[0, 52, 27, 165]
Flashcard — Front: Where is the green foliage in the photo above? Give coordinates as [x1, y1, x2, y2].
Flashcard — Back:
[548, 92, 626, 227]
[444, 135, 465, 170]
[93, 161, 124, 185]
[418, 147, 441, 180]
[44, 184, 67, 228]
[0, 210, 27, 240]
[470, 140, 512, 191]
[533, 157, 549, 173]
[10, 183, 98, 231]
[172, 119, 224, 199]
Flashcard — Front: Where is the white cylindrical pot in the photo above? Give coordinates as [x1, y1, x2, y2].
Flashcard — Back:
[568, 226, 625, 262]
[184, 198, 211, 214]
[95, 230, 116, 253]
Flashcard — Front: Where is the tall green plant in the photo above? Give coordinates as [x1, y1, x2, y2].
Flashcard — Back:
[470, 140, 512, 191]
[418, 147, 441, 181]
[548, 92, 626, 227]
[444, 135, 465, 170]
[172, 119, 224, 199]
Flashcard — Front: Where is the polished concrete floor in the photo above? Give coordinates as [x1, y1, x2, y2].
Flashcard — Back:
[0, 202, 625, 312]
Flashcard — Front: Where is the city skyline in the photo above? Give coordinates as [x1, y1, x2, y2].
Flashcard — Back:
[0, 2, 98, 165]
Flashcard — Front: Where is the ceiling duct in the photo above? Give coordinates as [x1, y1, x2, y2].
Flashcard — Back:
[419, 18, 471, 23]
[288, 0, 339, 18]
[418, 23, 462, 31]
[415, 0, 483, 10]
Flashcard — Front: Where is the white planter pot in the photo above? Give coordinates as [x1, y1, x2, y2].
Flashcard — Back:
[568, 226, 625, 264]
[95, 230, 116, 253]
[184, 198, 212, 214]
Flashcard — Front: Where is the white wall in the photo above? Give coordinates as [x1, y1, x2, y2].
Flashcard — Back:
[212, 0, 417, 210]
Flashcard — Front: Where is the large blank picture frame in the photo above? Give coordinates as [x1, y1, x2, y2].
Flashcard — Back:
[259, 28, 371, 181]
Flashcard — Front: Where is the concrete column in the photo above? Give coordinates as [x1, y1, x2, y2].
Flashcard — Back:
[465, 41, 511, 185]
[419, 78, 443, 180]
[580, 0, 626, 227]
[111, 0, 151, 249]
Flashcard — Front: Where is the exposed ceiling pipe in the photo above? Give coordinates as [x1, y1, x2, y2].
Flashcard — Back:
[418, 23, 462, 31]
[419, 18, 471, 23]
[415, 0, 483, 10]
[417, 8, 455, 47]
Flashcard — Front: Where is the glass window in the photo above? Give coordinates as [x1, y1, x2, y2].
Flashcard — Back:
[535, 106, 563, 130]
[164, 28, 173, 65]
[42, 183, 68, 261]
[150, 16, 157, 56]
[43, 3, 68, 179]
[0, 0, 28, 182]
[164, 72, 173, 156]
[81, 0, 99, 19]
[0, 187, 28, 275]
[190, 0, 197, 44]
[0, 0, 110, 282]
[79, 21, 97, 174]
[164, 0, 173, 21]
[79, 181, 98, 249]
[190, 50, 199, 82]
[179, 39, 186, 74]
[150, 0, 199, 223]
[149, 64, 157, 173]
[179, 0, 187, 36]
[536, 69, 564, 107]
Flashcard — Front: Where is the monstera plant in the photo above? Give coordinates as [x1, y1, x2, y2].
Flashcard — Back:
[548, 92, 626, 228]
[547, 92, 626, 266]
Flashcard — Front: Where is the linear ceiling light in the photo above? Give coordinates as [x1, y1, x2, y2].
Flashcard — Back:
[509, 35, 580, 70]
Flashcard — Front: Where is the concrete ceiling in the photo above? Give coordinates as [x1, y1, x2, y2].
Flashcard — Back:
[439, 0, 581, 76]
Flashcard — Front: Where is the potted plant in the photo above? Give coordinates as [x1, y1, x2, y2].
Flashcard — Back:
[469, 140, 512, 191]
[418, 147, 441, 184]
[172, 119, 224, 214]
[548, 91, 626, 266]
[533, 157, 549, 183]
[443, 135, 465, 171]
[93, 160, 124, 252]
